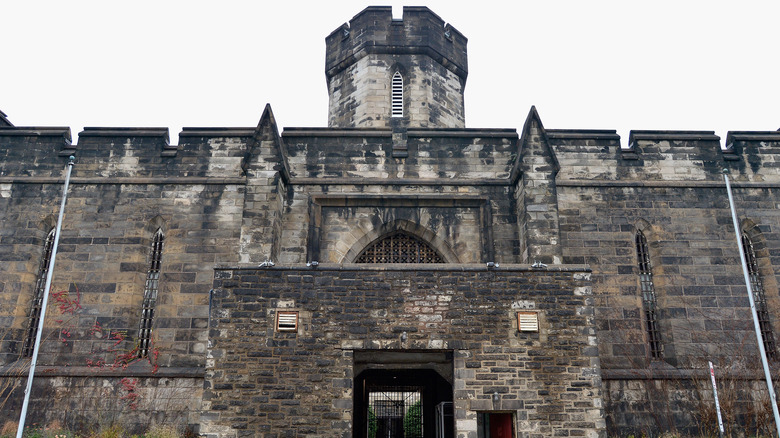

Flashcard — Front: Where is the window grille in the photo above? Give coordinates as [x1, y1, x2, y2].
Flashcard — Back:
[391, 72, 403, 117]
[368, 387, 422, 438]
[636, 230, 663, 359]
[138, 228, 164, 358]
[355, 232, 444, 263]
[23, 229, 56, 357]
[742, 232, 776, 358]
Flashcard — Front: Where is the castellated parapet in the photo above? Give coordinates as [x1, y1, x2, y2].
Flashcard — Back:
[325, 6, 468, 129]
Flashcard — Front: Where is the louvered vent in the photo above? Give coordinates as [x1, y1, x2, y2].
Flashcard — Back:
[391, 72, 403, 117]
[277, 311, 299, 332]
[517, 312, 539, 332]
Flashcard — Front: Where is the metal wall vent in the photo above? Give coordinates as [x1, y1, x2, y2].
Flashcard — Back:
[517, 312, 539, 332]
[391, 72, 403, 117]
[276, 311, 299, 332]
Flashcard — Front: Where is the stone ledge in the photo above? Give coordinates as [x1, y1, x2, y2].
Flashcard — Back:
[603, 367, 766, 380]
[629, 130, 720, 144]
[0, 126, 72, 141]
[213, 263, 592, 273]
[179, 127, 256, 137]
[556, 179, 780, 188]
[0, 177, 246, 185]
[0, 364, 205, 378]
[291, 177, 511, 186]
[79, 127, 170, 140]
[547, 129, 620, 141]
[282, 128, 392, 138]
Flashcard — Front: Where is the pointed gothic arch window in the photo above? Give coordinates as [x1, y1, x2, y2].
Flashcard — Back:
[742, 232, 776, 359]
[636, 230, 663, 359]
[391, 72, 403, 117]
[137, 228, 164, 358]
[23, 228, 56, 357]
[355, 232, 444, 263]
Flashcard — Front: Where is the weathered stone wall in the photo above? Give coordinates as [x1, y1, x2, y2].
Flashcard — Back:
[202, 265, 604, 438]
[278, 128, 520, 265]
[551, 129, 780, 433]
[0, 371, 202, 434]
[0, 126, 259, 430]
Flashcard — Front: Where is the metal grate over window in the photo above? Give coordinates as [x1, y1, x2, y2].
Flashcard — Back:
[138, 228, 164, 358]
[368, 387, 422, 438]
[23, 229, 56, 357]
[355, 232, 444, 264]
[742, 232, 776, 359]
[391, 72, 403, 117]
[636, 230, 663, 359]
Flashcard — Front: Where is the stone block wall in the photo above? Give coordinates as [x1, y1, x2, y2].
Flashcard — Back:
[551, 129, 780, 433]
[278, 128, 520, 265]
[0, 127, 261, 430]
[202, 265, 604, 438]
[0, 372, 202, 435]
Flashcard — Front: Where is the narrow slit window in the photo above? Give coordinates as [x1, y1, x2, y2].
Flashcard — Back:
[636, 230, 663, 359]
[23, 229, 56, 357]
[391, 72, 403, 117]
[138, 228, 164, 358]
[742, 232, 776, 359]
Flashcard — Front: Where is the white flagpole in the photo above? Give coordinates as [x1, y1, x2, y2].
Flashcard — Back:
[16, 156, 75, 438]
[723, 169, 780, 437]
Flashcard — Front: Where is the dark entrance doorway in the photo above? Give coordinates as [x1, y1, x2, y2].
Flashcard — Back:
[354, 351, 454, 438]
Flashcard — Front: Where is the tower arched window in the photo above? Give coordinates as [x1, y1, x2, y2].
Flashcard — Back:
[742, 232, 776, 359]
[636, 230, 662, 359]
[355, 231, 443, 263]
[23, 228, 56, 357]
[138, 228, 164, 358]
[391, 72, 403, 117]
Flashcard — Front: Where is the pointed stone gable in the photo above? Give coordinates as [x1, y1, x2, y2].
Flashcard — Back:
[516, 106, 562, 264]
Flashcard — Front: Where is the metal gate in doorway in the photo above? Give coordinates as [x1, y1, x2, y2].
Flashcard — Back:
[368, 386, 422, 438]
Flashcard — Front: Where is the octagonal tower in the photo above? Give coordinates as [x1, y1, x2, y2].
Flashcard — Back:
[325, 6, 468, 129]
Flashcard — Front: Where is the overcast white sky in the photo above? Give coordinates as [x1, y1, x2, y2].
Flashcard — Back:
[2, 1, 779, 146]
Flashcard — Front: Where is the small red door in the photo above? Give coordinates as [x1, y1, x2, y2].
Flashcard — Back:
[488, 413, 513, 438]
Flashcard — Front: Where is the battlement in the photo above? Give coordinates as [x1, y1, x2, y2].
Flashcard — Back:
[325, 6, 468, 81]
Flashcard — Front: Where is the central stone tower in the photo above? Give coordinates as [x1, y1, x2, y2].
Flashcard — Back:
[325, 6, 468, 129]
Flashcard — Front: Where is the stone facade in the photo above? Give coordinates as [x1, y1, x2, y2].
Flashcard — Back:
[201, 266, 601, 438]
[1, 5, 779, 438]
